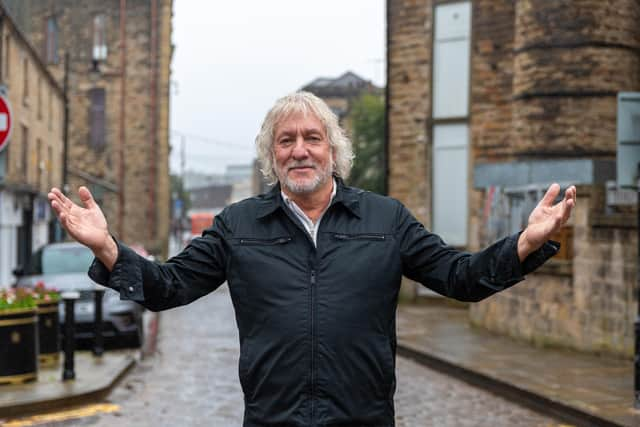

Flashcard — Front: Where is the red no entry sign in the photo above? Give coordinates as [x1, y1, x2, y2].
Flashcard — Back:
[0, 94, 12, 153]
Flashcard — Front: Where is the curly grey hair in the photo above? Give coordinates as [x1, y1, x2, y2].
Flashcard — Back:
[255, 91, 354, 185]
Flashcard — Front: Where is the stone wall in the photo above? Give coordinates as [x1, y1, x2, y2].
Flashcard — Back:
[470, 187, 636, 357]
[388, 0, 640, 357]
[0, 9, 64, 193]
[387, 0, 432, 225]
[25, 0, 172, 257]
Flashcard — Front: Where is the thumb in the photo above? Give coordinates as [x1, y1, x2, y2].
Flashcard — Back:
[78, 186, 97, 210]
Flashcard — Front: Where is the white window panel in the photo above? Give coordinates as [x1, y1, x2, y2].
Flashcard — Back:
[434, 1, 471, 41]
[433, 39, 470, 118]
[433, 1, 471, 119]
[433, 124, 469, 246]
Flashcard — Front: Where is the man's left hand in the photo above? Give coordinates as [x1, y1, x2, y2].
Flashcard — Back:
[517, 183, 577, 262]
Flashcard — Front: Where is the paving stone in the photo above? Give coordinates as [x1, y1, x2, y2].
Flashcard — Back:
[50, 286, 559, 426]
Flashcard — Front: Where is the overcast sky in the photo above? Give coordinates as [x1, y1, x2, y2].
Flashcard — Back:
[169, 0, 386, 175]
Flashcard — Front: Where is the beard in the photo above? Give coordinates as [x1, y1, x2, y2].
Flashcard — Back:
[276, 159, 333, 195]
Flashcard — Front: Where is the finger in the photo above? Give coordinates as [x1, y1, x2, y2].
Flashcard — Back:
[49, 194, 69, 215]
[559, 186, 576, 224]
[568, 185, 577, 205]
[539, 183, 561, 207]
[78, 186, 97, 210]
[50, 187, 74, 209]
[50, 200, 64, 216]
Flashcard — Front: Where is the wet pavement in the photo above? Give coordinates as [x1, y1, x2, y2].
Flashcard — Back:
[10, 285, 567, 426]
[0, 351, 135, 419]
[397, 303, 640, 427]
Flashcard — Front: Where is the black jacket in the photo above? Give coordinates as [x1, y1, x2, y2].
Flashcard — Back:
[89, 180, 558, 426]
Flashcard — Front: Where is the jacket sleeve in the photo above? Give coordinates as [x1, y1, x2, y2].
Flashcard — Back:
[394, 201, 559, 302]
[87, 209, 231, 311]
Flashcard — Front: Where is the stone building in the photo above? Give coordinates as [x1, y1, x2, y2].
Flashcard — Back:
[0, 4, 65, 286]
[5, 0, 174, 257]
[387, 0, 640, 357]
[301, 71, 382, 122]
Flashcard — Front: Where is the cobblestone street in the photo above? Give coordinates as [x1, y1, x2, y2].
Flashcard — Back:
[50, 287, 560, 427]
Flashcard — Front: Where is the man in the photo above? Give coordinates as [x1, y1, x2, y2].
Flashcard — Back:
[49, 91, 576, 426]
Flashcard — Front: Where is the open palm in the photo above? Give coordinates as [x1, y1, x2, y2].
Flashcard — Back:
[524, 183, 576, 251]
[48, 186, 110, 251]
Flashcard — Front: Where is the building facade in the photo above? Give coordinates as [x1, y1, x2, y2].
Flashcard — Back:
[6, 0, 174, 257]
[0, 4, 65, 286]
[387, 0, 640, 357]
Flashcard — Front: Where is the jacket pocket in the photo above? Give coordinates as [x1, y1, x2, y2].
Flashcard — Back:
[234, 236, 292, 246]
[333, 233, 386, 241]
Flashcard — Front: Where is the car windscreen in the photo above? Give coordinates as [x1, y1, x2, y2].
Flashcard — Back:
[42, 246, 95, 275]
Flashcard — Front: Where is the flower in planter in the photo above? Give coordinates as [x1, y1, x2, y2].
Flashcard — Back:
[33, 281, 61, 304]
[0, 288, 37, 311]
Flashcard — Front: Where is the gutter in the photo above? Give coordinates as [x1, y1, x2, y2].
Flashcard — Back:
[384, 0, 391, 196]
[118, 0, 127, 238]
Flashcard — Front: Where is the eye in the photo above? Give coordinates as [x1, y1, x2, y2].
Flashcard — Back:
[278, 138, 293, 146]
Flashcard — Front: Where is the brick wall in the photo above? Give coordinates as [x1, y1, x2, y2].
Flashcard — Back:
[0, 11, 64, 193]
[388, 0, 432, 225]
[388, 0, 640, 357]
[25, 0, 172, 257]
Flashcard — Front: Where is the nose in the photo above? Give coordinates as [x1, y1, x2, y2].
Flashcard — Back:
[291, 136, 308, 160]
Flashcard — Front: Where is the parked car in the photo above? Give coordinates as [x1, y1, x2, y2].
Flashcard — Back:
[13, 242, 144, 348]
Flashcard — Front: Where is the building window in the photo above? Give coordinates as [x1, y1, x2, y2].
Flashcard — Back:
[92, 14, 108, 62]
[433, 2, 471, 119]
[88, 88, 106, 150]
[36, 138, 42, 189]
[48, 89, 52, 130]
[47, 144, 53, 189]
[431, 1, 471, 246]
[21, 125, 28, 179]
[4, 35, 9, 82]
[37, 78, 42, 119]
[23, 58, 29, 105]
[45, 16, 59, 64]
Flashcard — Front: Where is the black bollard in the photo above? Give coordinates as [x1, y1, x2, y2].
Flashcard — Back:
[93, 288, 105, 357]
[62, 291, 79, 381]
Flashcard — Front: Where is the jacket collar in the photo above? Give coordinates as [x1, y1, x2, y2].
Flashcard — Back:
[255, 177, 360, 220]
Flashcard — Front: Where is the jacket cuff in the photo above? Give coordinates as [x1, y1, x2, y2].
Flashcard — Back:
[87, 239, 145, 302]
[520, 238, 561, 275]
[490, 232, 526, 289]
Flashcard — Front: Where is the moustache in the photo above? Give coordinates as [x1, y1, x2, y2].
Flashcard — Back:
[286, 162, 317, 171]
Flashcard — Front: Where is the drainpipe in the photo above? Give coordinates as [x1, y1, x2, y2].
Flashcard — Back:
[148, 0, 158, 246]
[383, 0, 390, 196]
[636, 163, 640, 409]
[118, 0, 127, 238]
[62, 51, 69, 193]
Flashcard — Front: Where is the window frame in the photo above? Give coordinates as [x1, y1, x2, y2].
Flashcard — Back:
[44, 15, 59, 65]
[429, 0, 473, 248]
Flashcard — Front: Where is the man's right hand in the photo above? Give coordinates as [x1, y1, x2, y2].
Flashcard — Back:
[48, 186, 118, 270]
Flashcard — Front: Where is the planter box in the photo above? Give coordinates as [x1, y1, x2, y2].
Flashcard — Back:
[37, 301, 60, 367]
[0, 308, 38, 385]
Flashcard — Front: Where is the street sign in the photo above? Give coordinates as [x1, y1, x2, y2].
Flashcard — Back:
[0, 93, 12, 153]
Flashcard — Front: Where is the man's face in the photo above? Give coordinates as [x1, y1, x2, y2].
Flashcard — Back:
[273, 112, 334, 195]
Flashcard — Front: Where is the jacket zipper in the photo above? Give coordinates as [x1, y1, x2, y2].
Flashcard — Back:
[310, 268, 316, 424]
[238, 237, 291, 245]
[334, 233, 386, 241]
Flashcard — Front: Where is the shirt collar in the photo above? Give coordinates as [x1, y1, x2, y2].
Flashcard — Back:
[280, 178, 337, 211]
[255, 176, 361, 219]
